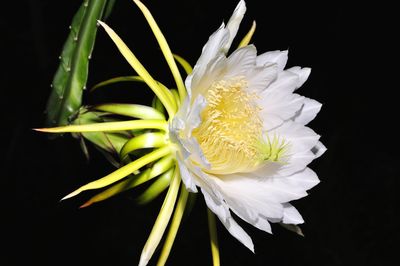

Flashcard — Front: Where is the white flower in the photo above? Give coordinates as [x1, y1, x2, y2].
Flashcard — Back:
[170, 0, 326, 251]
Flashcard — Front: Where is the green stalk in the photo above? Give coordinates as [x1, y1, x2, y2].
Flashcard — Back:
[45, 0, 110, 128]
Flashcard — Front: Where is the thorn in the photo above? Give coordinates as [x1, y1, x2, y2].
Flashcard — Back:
[50, 84, 53, 87]
[73, 37, 78, 41]
[69, 25, 72, 30]
[58, 55, 62, 60]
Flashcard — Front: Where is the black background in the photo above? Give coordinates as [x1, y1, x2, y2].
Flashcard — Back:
[4, 0, 397, 265]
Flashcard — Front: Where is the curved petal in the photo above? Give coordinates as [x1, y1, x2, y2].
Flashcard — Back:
[287, 67, 311, 89]
[282, 203, 304, 224]
[256, 50, 288, 71]
[246, 63, 278, 93]
[293, 97, 322, 125]
[249, 167, 320, 202]
[176, 158, 198, 192]
[222, 0, 247, 53]
[312, 141, 327, 159]
[260, 92, 304, 130]
[225, 45, 257, 78]
[187, 24, 229, 95]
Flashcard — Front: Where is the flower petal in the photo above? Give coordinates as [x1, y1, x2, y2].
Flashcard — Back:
[282, 203, 304, 224]
[176, 158, 198, 192]
[312, 141, 327, 158]
[246, 63, 278, 93]
[223, 216, 254, 252]
[225, 45, 257, 77]
[256, 50, 288, 72]
[250, 167, 320, 202]
[260, 92, 305, 130]
[187, 25, 229, 96]
[293, 97, 322, 125]
[215, 175, 284, 221]
[287, 67, 311, 89]
[223, 0, 247, 53]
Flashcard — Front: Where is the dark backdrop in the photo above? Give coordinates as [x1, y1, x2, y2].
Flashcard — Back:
[4, 0, 397, 265]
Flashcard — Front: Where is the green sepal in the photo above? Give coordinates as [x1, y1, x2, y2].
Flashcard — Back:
[72, 108, 130, 161]
[136, 169, 172, 204]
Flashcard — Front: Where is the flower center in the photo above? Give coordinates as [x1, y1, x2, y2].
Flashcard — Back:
[192, 77, 266, 174]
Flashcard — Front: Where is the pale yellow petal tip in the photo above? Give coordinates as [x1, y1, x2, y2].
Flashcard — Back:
[138, 253, 149, 266]
[33, 128, 51, 132]
[60, 189, 82, 201]
[33, 127, 64, 133]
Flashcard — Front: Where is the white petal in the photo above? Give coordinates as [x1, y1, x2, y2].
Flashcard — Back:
[204, 186, 255, 253]
[215, 173, 284, 221]
[246, 63, 278, 93]
[312, 141, 327, 158]
[177, 158, 198, 192]
[250, 166, 320, 202]
[263, 121, 320, 177]
[287, 67, 311, 89]
[191, 53, 227, 98]
[172, 95, 210, 168]
[282, 203, 304, 224]
[185, 95, 207, 133]
[201, 187, 230, 223]
[256, 50, 288, 71]
[271, 121, 320, 154]
[187, 24, 229, 95]
[222, 216, 254, 252]
[278, 150, 316, 177]
[263, 70, 300, 95]
[293, 97, 322, 125]
[223, 0, 247, 53]
[225, 45, 257, 77]
[260, 92, 304, 130]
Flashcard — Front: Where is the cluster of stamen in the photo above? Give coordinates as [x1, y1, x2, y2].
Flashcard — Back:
[192, 77, 266, 174]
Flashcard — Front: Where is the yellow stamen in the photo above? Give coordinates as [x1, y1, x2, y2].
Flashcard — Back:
[192, 77, 265, 174]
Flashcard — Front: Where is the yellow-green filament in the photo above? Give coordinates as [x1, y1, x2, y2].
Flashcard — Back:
[207, 208, 220, 266]
[35, 119, 168, 133]
[98, 21, 176, 117]
[157, 185, 189, 266]
[132, 0, 186, 103]
[61, 146, 172, 200]
[138, 167, 181, 266]
[238, 20, 256, 48]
